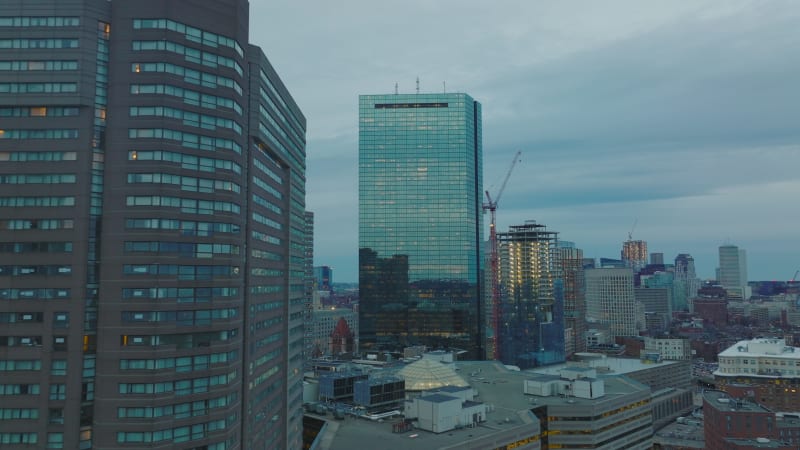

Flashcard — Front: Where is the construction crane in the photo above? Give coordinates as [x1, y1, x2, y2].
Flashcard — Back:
[483, 150, 522, 361]
[792, 270, 799, 283]
[628, 218, 638, 241]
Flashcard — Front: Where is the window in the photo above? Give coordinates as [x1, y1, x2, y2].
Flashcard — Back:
[49, 384, 66, 400]
[47, 432, 64, 449]
[51, 360, 67, 376]
[49, 408, 64, 424]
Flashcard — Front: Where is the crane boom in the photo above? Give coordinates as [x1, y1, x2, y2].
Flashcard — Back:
[482, 150, 522, 360]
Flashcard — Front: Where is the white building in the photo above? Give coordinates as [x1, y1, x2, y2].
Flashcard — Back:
[404, 386, 486, 433]
[643, 337, 693, 361]
[715, 338, 800, 377]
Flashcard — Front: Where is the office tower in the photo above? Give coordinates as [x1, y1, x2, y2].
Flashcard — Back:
[586, 268, 642, 337]
[0, 1, 306, 448]
[719, 244, 748, 300]
[313, 266, 333, 293]
[674, 253, 699, 311]
[621, 240, 648, 272]
[558, 241, 586, 355]
[649, 252, 664, 265]
[496, 221, 564, 368]
[358, 92, 483, 359]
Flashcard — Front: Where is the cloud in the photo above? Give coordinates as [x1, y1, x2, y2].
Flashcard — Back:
[250, 0, 800, 281]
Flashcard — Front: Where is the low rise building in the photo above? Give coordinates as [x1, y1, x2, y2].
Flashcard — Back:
[703, 390, 796, 450]
[715, 338, 800, 412]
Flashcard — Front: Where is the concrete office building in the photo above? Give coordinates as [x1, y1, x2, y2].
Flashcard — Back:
[586, 267, 643, 338]
[0, 1, 306, 448]
[719, 244, 749, 300]
[358, 93, 483, 358]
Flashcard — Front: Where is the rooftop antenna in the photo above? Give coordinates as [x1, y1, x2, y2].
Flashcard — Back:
[443, 81, 446, 93]
[416, 77, 420, 94]
[394, 83, 398, 95]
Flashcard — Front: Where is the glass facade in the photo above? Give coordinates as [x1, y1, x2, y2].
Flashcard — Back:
[359, 93, 483, 359]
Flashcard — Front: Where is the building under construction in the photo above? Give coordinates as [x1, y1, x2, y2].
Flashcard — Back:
[497, 221, 565, 369]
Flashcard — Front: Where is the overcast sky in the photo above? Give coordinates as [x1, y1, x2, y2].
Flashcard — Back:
[251, 0, 800, 282]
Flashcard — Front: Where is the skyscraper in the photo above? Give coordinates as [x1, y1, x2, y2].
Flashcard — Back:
[586, 268, 642, 338]
[497, 221, 564, 368]
[621, 239, 648, 272]
[0, 1, 306, 448]
[719, 244, 748, 300]
[359, 92, 483, 359]
[558, 241, 586, 355]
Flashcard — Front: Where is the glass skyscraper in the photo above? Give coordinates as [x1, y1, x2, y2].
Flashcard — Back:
[358, 93, 483, 359]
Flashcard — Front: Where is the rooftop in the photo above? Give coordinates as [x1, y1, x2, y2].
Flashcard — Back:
[718, 339, 800, 359]
[529, 356, 683, 377]
[703, 390, 773, 414]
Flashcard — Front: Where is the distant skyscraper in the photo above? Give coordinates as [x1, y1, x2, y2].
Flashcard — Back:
[674, 253, 700, 311]
[586, 268, 642, 337]
[719, 244, 748, 299]
[314, 265, 334, 293]
[358, 92, 483, 358]
[496, 221, 564, 368]
[0, 0, 306, 448]
[558, 241, 586, 356]
[650, 252, 664, 265]
[622, 240, 648, 271]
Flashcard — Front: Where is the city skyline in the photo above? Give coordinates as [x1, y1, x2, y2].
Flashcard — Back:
[252, 0, 800, 282]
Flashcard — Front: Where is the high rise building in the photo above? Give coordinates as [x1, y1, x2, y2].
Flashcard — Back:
[558, 241, 586, 356]
[621, 240, 648, 272]
[496, 221, 564, 369]
[358, 92, 483, 359]
[719, 244, 748, 300]
[0, 1, 306, 448]
[313, 266, 333, 293]
[586, 268, 643, 337]
[674, 253, 700, 311]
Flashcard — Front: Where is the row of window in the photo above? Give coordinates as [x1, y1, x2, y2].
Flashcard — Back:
[120, 351, 237, 372]
[253, 156, 283, 186]
[0, 288, 70, 300]
[0, 82, 77, 94]
[128, 172, 240, 194]
[123, 264, 239, 279]
[1, 173, 77, 183]
[252, 212, 282, 230]
[0, 265, 71, 276]
[259, 69, 306, 136]
[0, 408, 39, 420]
[0, 60, 77, 71]
[132, 40, 242, 76]
[133, 63, 242, 98]
[250, 285, 283, 295]
[0, 312, 44, 323]
[119, 370, 236, 395]
[0, 151, 77, 162]
[126, 195, 240, 215]
[0, 242, 71, 253]
[0, 17, 79, 27]
[0, 360, 41, 371]
[252, 176, 282, 201]
[121, 329, 236, 348]
[0, 433, 38, 445]
[121, 308, 238, 325]
[0, 129, 78, 139]
[251, 249, 282, 261]
[1, 219, 74, 230]
[116, 419, 229, 445]
[0, 39, 77, 49]
[0, 106, 79, 117]
[0, 384, 40, 395]
[130, 150, 241, 174]
[118, 394, 234, 421]
[251, 349, 281, 372]
[0, 196, 75, 207]
[133, 18, 243, 57]
[128, 127, 241, 154]
[130, 106, 242, 134]
[251, 231, 281, 246]
[121, 286, 238, 302]
[125, 218, 240, 236]
[124, 241, 240, 257]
